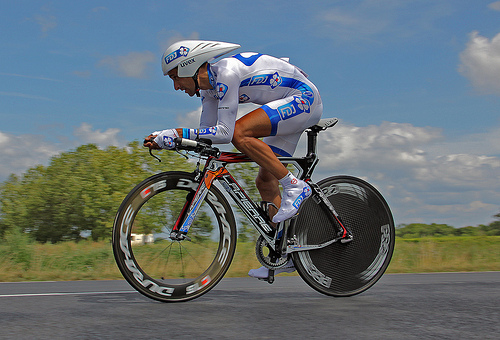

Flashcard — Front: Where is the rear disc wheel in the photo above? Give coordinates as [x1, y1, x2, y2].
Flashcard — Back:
[292, 176, 395, 297]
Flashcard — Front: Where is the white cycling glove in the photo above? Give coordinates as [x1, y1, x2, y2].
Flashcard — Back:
[153, 129, 179, 150]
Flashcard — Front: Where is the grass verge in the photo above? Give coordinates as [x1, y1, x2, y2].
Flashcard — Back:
[0, 236, 498, 282]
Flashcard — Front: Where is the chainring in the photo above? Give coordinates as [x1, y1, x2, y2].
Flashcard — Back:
[255, 235, 288, 269]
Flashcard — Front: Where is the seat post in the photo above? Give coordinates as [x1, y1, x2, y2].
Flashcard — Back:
[306, 128, 318, 156]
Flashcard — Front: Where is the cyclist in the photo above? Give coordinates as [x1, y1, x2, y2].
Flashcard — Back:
[144, 40, 323, 278]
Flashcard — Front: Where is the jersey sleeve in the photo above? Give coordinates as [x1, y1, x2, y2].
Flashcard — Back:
[189, 68, 240, 144]
[199, 93, 219, 128]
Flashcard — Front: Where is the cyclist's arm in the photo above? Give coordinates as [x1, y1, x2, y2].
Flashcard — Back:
[144, 94, 219, 149]
[199, 94, 218, 128]
[180, 69, 240, 144]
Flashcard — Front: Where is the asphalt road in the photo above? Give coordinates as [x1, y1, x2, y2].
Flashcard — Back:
[1, 272, 499, 339]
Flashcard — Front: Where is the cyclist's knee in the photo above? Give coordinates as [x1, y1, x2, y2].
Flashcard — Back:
[231, 128, 247, 151]
[232, 134, 257, 155]
[232, 119, 265, 151]
[231, 136, 243, 151]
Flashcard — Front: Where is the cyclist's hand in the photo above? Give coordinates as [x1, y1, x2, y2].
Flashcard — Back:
[145, 129, 179, 150]
[143, 134, 160, 149]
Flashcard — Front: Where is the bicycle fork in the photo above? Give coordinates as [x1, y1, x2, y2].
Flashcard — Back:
[170, 166, 224, 241]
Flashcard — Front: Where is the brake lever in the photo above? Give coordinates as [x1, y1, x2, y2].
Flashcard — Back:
[149, 148, 161, 162]
[144, 137, 162, 162]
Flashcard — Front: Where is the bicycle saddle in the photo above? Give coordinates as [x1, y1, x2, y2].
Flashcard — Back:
[308, 118, 339, 132]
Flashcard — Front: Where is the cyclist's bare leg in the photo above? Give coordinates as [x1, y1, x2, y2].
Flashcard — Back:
[233, 108, 301, 280]
[232, 108, 289, 181]
[255, 166, 280, 226]
[233, 107, 311, 224]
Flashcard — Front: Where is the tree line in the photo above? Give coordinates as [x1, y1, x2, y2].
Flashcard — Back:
[396, 219, 500, 238]
[0, 142, 260, 243]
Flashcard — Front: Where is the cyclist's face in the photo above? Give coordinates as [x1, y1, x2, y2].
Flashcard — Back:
[167, 68, 197, 97]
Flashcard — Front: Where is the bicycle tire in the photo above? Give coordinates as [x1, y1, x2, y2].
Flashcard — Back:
[291, 175, 395, 297]
[112, 171, 237, 302]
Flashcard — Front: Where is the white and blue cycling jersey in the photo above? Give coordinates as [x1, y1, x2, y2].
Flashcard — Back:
[183, 52, 322, 157]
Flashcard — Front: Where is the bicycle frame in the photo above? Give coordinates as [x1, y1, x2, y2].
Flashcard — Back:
[170, 124, 352, 253]
[171, 153, 285, 249]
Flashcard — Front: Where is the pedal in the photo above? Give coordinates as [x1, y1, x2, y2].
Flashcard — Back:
[257, 269, 275, 284]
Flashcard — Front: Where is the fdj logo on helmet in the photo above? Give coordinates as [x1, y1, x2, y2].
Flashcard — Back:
[164, 46, 190, 65]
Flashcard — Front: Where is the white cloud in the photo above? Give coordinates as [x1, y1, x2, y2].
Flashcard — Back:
[488, 1, 500, 11]
[99, 51, 156, 78]
[313, 121, 442, 174]
[430, 126, 500, 158]
[0, 131, 61, 179]
[0, 124, 124, 181]
[459, 31, 500, 95]
[309, 120, 500, 227]
[415, 154, 500, 190]
[73, 123, 123, 148]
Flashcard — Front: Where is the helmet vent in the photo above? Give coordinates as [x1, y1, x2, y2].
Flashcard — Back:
[200, 43, 221, 50]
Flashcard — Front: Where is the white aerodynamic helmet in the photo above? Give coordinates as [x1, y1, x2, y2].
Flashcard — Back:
[162, 40, 241, 77]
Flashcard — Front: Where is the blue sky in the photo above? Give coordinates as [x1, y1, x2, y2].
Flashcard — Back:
[1, 1, 499, 228]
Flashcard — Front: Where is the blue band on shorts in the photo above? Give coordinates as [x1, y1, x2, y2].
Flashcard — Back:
[269, 145, 292, 157]
[261, 105, 281, 136]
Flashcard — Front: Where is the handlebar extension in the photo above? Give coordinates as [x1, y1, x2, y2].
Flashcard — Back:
[174, 137, 220, 157]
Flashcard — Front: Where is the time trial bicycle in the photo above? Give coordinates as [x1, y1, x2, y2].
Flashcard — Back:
[112, 118, 395, 302]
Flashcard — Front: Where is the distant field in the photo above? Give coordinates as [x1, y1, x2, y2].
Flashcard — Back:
[0, 236, 498, 282]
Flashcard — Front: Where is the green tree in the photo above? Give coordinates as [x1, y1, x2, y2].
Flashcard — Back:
[480, 211, 500, 236]
[396, 223, 456, 238]
[0, 142, 194, 242]
[0, 142, 295, 244]
[454, 226, 483, 236]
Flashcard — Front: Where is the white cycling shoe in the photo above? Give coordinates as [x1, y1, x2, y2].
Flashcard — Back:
[272, 181, 312, 223]
[248, 260, 296, 279]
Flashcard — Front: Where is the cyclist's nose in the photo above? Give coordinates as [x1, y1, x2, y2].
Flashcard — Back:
[172, 79, 182, 91]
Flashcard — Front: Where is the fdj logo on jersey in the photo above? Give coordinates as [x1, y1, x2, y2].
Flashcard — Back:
[278, 96, 311, 120]
[198, 127, 217, 136]
[217, 83, 228, 100]
[270, 72, 282, 89]
[249, 74, 268, 86]
[164, 46, 190, 65]
[239, 94, 250, 103]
